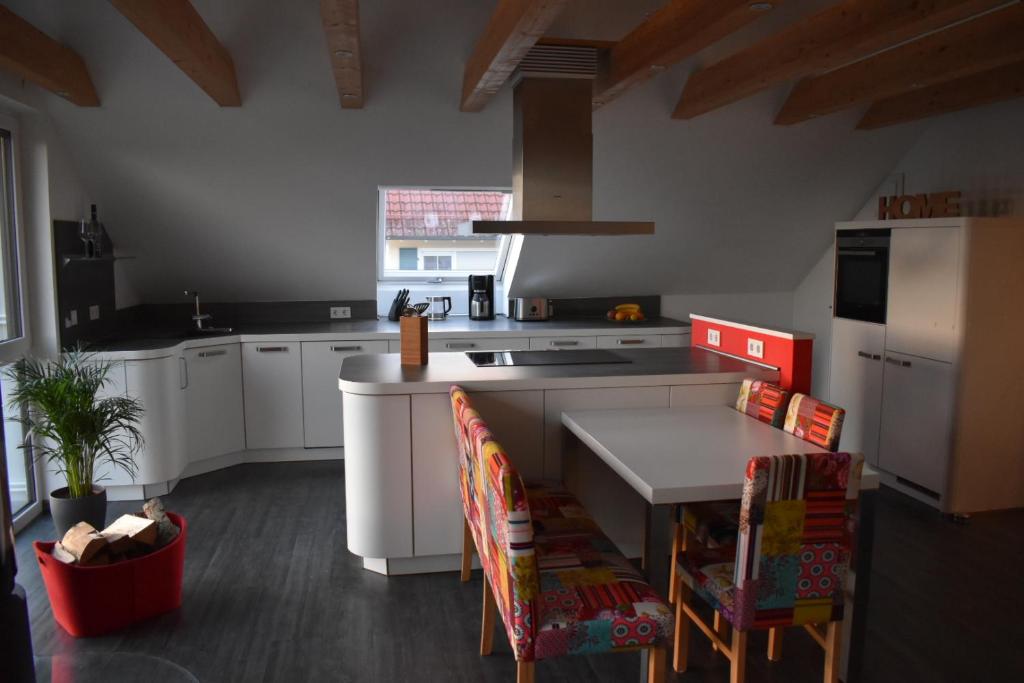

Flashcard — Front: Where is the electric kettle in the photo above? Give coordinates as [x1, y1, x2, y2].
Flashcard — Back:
[426, 296, 452, 321]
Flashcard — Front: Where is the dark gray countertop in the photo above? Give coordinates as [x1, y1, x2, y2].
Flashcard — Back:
[339, 346, 774, 395]
[87, 316, 691, 352]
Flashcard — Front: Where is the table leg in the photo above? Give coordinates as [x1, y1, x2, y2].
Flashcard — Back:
[639, 502, 674, 682]
[846, 488, 876, 683]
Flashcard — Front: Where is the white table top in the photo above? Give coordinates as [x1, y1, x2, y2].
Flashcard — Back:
[561, 406, 880, 505]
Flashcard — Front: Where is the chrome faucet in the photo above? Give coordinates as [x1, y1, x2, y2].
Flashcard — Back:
[184, 290, 212, 331]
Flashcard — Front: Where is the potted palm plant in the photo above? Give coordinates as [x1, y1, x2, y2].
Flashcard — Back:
[4, 351, 144, 536]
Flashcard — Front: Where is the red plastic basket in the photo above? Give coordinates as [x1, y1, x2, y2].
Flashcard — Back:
[33, 512, 187, 637]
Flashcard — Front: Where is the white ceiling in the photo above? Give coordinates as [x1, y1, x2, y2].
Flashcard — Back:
[2, 0, 928, 302]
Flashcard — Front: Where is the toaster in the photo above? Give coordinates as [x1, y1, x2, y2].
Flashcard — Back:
[509, 297, 552, 321]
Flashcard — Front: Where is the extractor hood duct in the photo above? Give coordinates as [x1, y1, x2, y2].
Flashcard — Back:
[472, 45, 654, 236]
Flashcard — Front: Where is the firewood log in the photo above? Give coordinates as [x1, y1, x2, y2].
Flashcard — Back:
[61, 523, 108, 564]
[102, 514, 158, 547]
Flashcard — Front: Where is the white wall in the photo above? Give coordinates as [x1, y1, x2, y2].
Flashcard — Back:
[793, 97, 1024, 401]
[1, 0, 918, 308]
[662, 291, 794, 330]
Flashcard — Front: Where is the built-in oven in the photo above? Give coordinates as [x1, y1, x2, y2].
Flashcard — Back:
[834, 228, 891, 324]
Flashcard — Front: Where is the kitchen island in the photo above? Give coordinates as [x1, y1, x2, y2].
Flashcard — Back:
[339, 347, 778, 575]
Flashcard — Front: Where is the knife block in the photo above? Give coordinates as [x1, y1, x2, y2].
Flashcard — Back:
[400, 316, 428, 365]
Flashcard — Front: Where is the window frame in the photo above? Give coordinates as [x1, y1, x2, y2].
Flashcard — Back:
[376, 185, 515, 284]
[0, 124, 24, 346]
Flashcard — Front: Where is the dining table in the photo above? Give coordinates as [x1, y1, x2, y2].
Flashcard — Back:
[560, 405, 880, 683]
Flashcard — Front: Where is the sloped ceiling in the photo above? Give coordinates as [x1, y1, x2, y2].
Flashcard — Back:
[1, 0, 925, 303]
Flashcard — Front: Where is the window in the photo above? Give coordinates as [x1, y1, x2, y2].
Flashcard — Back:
[0, 128, 22, 342]
[377, 187, 514, 281]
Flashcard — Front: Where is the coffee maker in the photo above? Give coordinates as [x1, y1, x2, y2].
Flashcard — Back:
[468, 274, 495, 320]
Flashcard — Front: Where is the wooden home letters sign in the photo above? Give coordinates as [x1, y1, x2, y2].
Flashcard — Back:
[878, 191, 961, 220]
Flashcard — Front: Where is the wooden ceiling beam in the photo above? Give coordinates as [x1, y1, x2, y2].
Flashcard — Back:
[320, 0, 363, 109]
[109, 0, 240, 106]
[460, 0, 569, 113]
[594, 0, 776, 109]
[0, 6, 99, 106]
[858, 59, 1024, 129]
[673, 0, 1010, 120]
[775, 3, 1024, 125]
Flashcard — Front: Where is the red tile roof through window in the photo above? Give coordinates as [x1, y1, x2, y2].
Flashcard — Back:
[385, 190, 510, 238]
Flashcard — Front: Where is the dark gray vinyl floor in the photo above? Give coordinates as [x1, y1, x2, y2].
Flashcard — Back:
[14, 462, 1024, 682]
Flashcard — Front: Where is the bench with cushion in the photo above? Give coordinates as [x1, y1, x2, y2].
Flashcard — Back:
[450, 386, 673, 683]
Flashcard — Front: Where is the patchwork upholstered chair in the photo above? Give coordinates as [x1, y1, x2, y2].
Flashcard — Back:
[735, 378, 791, 427]
[450, 386, 673, 683]
[668, 378, 793, 603]
[784, 393, 846, 452]
[673, 452, 865, 683]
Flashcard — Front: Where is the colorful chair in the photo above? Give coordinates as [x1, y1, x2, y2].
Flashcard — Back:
[668, 378, 793, 603]
[672, 452, 865, 683]
[784, 393, 846, 452]
[450, 386, 673, 683]
[735, 378, 791, 427]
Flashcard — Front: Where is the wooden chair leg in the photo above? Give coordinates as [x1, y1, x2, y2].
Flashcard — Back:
[460, 518, 473, 582]
[480, 577, 496, 656]
[672, 582, 691, 673]
[516, 660, 535, 683]
[713, 610, 729, 652]
[729, 629, 748, 683]
[823, 622, 841, 683]
[767, 627, 783, 661]
[647, 646, 666, 683]
[668, 522, 683, 604]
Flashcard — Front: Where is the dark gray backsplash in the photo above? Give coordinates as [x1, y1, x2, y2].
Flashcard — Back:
[54, 220, 119, 349]
[548, 295, 660, 319]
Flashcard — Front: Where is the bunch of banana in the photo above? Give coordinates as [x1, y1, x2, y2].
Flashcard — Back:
[606, 303, 645, 322]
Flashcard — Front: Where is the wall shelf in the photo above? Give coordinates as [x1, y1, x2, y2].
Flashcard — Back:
[60, 254, 136, 267]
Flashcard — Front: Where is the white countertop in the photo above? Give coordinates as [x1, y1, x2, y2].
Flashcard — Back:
[339, 347, 777, 395]
[562, 406, 880, 505]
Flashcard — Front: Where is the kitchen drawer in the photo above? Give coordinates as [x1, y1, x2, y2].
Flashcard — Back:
[529, 336, 597, 350]
[660, 333, 691, 348]
[428, 337, 529, 352]
[596, 334, 662, 349]
[302, 340, 389, 448]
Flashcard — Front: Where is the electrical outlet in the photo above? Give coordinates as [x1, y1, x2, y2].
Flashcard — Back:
[330, 306, 352, 319]
[89, 305, 100, 321]
[65, 309, 78, 328]
[707, 328, 721, 347]
[747, 337, 765, 359]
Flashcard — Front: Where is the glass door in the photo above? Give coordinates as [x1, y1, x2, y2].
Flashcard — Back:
[0, 117, 40, 531]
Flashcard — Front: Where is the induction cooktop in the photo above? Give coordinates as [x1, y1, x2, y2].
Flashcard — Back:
[466, 350, 632, 367]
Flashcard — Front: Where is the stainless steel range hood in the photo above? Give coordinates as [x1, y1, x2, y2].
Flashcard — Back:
[472, 48, 654, 236]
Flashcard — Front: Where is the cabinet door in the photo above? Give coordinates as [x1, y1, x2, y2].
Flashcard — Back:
[242, 342, 304, 449]
[596, 334, 662, 349]
[828, 318, 886, 467]
[660, 333, 691, 348]
[184, 344, 245, 462]
[529, 335, 597, 350]
[428, 337, 529, 352]
[887, 227, 961, 362]
[123, 356, 187, 485]
[878, 351, 955, 496]
[301, 340, 389, 448]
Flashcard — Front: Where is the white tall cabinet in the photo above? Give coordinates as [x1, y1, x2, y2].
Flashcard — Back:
[830, 217, 1024, 514]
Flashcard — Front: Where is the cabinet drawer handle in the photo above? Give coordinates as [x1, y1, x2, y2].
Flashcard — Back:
[902, 360, 912, 367]
[256, 346, 288, 353]
[857, 350, 872, 359]
[884, 356, 910, 367]
[617, 339, 645, 345]
[198, 349, 227, 358]
[446, 342, 476, 349]
[550, 340, 579, 347]
[330, 345, 363, 352]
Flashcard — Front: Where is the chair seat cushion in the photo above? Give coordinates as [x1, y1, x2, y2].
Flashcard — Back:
[676, 545, 740, 625]
[683, 500, 741, 548]
[525, 483, 674, 660]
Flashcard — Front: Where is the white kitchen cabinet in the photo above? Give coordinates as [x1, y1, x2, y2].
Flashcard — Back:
[183, 344, 245, 463]
[660, 333, 691, 347]
[878, 351, 955, 496]
[242, 342, 304, 449]
[123, 356, 187, 488]
[529, 335, 597, 350]
[886, 227, 961, 363]
[428, 337, 530, 352]
[90, 360, 130, 487]
[596, 334, 661, 349]
[301, 340, 389, 448]
[829, 318, 886, 467]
